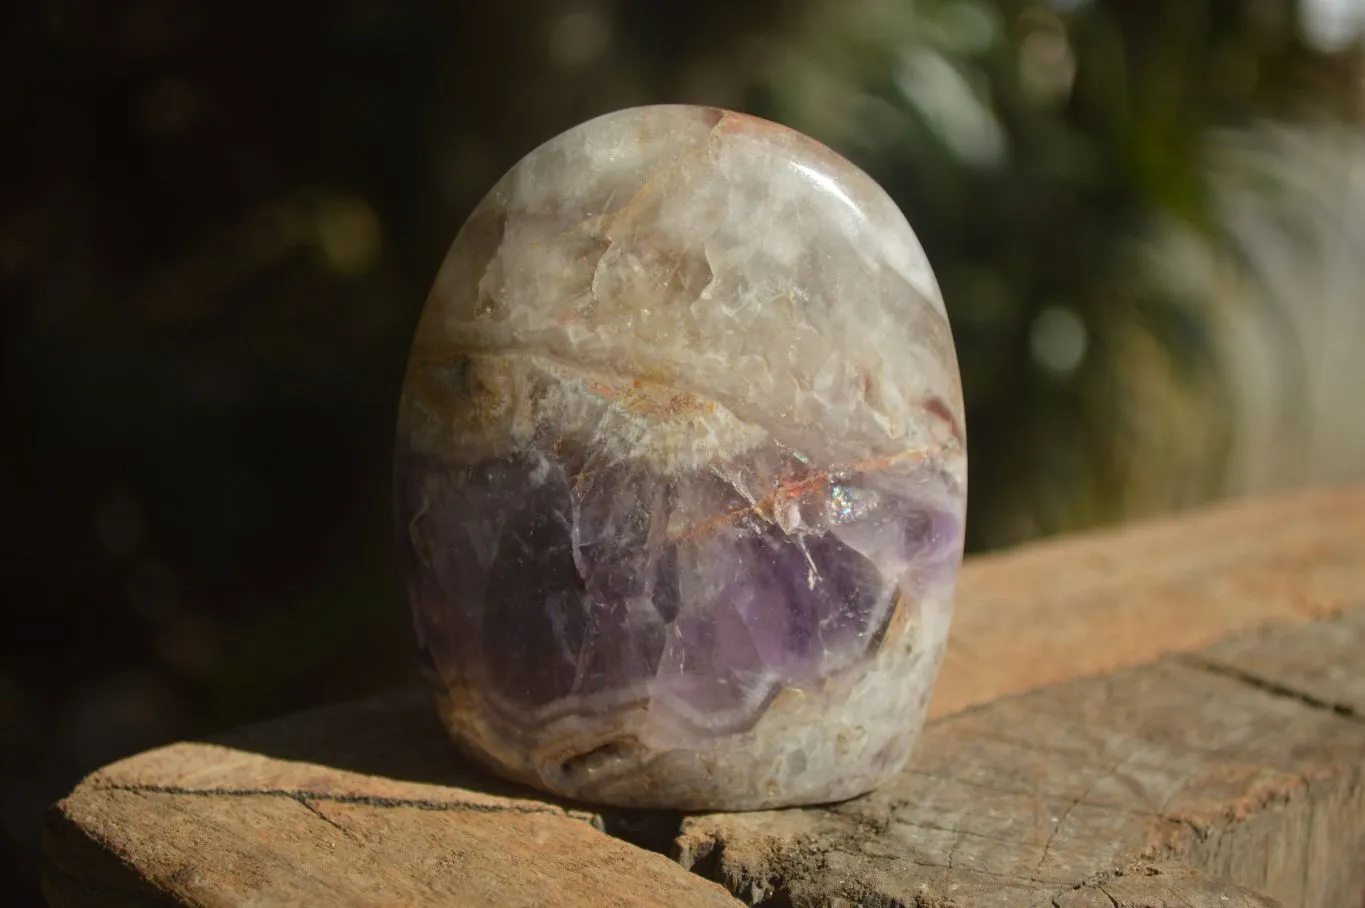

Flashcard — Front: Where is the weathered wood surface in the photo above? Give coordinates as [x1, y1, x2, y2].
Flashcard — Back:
[42, 691, 743, 908]
[935, 484, 1365, 718]
[679, 607, 1365, 906]
[43, 486, 1365, 907]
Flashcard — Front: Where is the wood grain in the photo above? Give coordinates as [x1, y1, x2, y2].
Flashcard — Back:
[42, 486, 1365, 906]
[679, 606, 1365, 906]
[43, 693, 740, 908]
[935, 484, 1365, 718]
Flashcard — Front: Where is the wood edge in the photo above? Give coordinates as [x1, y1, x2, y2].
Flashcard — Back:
[930, 483, 1365, 718]
[43, 608, 1365, 905]
[677, 607, 1365, 905]
[40, 487, 1365, 905]
[42, 798, 178, 908]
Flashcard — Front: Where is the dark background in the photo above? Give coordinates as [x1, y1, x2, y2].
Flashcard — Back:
[4, 0, 1362, 902]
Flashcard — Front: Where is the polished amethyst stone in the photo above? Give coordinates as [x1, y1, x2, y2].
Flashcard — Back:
[395, 105, 967, 810]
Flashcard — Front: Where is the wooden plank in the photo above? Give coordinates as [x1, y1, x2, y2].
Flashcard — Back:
[935, 484, 1365, 718]
[678, 605, 1365, 907]
[47, 791, 742, 908]
[44, 618, 1365, 907]
[43, 693, 742, 908]
[1193, 605, 1365, 718]
[42, 487, 1365, 906]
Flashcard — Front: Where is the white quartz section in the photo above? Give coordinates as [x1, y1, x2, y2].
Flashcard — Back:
[413, 105, 964, 473]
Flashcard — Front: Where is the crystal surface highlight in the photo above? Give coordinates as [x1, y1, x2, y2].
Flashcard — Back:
[394, 105, 967, 810]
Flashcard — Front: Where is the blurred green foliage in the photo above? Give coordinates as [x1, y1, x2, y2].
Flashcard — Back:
[2, 0, 1361, 901]
[762, 0, 1361, 547]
